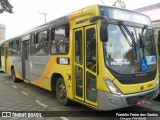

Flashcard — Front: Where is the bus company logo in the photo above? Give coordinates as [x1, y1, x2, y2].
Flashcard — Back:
[2, 112, 11, 117]
[141, 85, 144, 91]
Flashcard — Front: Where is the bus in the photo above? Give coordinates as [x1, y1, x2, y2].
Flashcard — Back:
[1, 4, 159, 110]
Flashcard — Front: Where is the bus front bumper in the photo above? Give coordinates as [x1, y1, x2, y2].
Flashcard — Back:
[98, 85, 159, 111]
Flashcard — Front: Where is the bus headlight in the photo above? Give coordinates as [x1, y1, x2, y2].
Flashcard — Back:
[104, 78, 122, 95]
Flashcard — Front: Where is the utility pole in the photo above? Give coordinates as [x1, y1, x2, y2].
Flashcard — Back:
[100, 0, 105, 5]
[39, 12, 47, 24]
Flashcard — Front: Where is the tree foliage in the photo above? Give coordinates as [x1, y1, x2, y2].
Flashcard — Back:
[0, 0, 13, 13]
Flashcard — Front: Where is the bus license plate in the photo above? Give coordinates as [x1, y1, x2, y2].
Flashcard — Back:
[137, 99, 147, 105]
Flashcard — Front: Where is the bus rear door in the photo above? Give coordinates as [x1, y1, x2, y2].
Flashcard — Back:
[22, 40, 30, 80]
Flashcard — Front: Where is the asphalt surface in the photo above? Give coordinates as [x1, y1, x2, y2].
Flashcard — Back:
[0, 71, 160, 120]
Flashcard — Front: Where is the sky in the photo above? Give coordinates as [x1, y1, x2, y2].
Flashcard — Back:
[0, 0, 160, 39]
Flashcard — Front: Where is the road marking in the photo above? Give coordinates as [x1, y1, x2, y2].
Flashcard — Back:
[146, 101, 152, 104]
[12, 85, 17, 88]
[35, 100, 48, 108]
[21, 91, 29, 95]
[60, 117, 69, 120]
[5, 81, 9, 83]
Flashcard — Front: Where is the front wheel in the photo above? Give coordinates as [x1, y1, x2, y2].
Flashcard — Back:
[11, 68, 18, 82]
[56, 77, 70, 105]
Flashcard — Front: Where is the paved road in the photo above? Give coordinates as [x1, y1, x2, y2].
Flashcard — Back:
[0, 72, 160, 120]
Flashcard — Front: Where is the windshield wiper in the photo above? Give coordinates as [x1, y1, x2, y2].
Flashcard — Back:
[118, 21, 137, 47]
[140, 25, 148, 59]
[118, 21, 137, 59]
[139, 33, 145, 59]
[118, 24, 132, 47]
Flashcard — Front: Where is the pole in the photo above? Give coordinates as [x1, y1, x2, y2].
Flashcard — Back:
[39, 12, 47, 24]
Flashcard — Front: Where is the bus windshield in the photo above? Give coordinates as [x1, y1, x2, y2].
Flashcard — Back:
[104, 24, 156, 74]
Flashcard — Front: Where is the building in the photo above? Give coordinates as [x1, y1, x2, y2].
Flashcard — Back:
[135, 3, 160, 23]
[0, 24, 6, 41]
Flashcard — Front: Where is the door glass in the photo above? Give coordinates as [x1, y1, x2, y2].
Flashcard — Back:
[86, 28, 96, 72]
[86, 72, 97, 102]
[76, 66, 83, 97]
[86, 27, 97, 103]
[25, 42, 28, 60]
[75, 31, 83, 64]
[75, 30, 83, 98]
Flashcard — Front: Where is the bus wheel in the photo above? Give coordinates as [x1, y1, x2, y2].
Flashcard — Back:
[11, 68, 17, 82]
[56, 77, 69, 105]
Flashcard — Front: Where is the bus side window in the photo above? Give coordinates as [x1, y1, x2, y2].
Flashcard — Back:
[158, 30, 160, 56]
[30, 34, 35, 56]
[50, 28, 57, 54]
[1, 44, 4, 56]
[9, 42, 11, 55]
[12, 40, 18, 56]
[36, 30, 49, 56]
[51, 24, 69, 54]
[17, 38, 21, 55]
[10, 41, 12, 55]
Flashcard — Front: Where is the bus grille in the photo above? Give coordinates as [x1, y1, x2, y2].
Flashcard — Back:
[110, 70, 156, 84]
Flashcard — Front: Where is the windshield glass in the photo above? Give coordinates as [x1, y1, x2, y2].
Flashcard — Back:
[104, 24, 156, 74]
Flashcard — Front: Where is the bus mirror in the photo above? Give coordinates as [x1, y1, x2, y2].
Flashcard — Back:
[90, 16, 107, 23]
[100, 26, 108, 42]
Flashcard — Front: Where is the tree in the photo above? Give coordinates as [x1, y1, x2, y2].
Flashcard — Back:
[113, 0, 127, 8]
[0, 0, 13, 13]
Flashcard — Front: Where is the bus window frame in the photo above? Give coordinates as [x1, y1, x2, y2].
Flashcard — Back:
[35, 29, 50, 56]
[50, 24, 70, 55]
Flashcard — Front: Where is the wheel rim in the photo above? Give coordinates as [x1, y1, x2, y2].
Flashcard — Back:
[57, 82, 66, 99]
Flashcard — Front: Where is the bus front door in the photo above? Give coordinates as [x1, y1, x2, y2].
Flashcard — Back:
[22, 40, 29, 80]
[74, 25, 98, 107]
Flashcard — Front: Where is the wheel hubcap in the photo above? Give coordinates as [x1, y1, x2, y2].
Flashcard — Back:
[58, 83, 66, 99]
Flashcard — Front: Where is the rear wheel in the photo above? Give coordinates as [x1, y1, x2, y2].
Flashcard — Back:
[56, 77, 69, 105]
[11, 68, 18, 82]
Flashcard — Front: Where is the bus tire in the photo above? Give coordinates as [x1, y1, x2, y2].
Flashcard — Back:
[11, 68, 17, 82]
[56, 77, 69, 105]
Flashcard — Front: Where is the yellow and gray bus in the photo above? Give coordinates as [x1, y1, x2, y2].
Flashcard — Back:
[1, 5, 159, 110]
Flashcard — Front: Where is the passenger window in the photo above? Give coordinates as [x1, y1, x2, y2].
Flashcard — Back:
[16, 39, 21, 55]
[30, 34, 35, 56]
[51, 24, 69, 54]
[1, 44, 4, 56]
[158, 30, 160, 56]
[35, 30, 49, 56]
[12, 40, 18, 55]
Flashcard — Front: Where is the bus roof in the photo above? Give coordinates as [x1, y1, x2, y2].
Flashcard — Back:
[6, 4, 152, 42]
